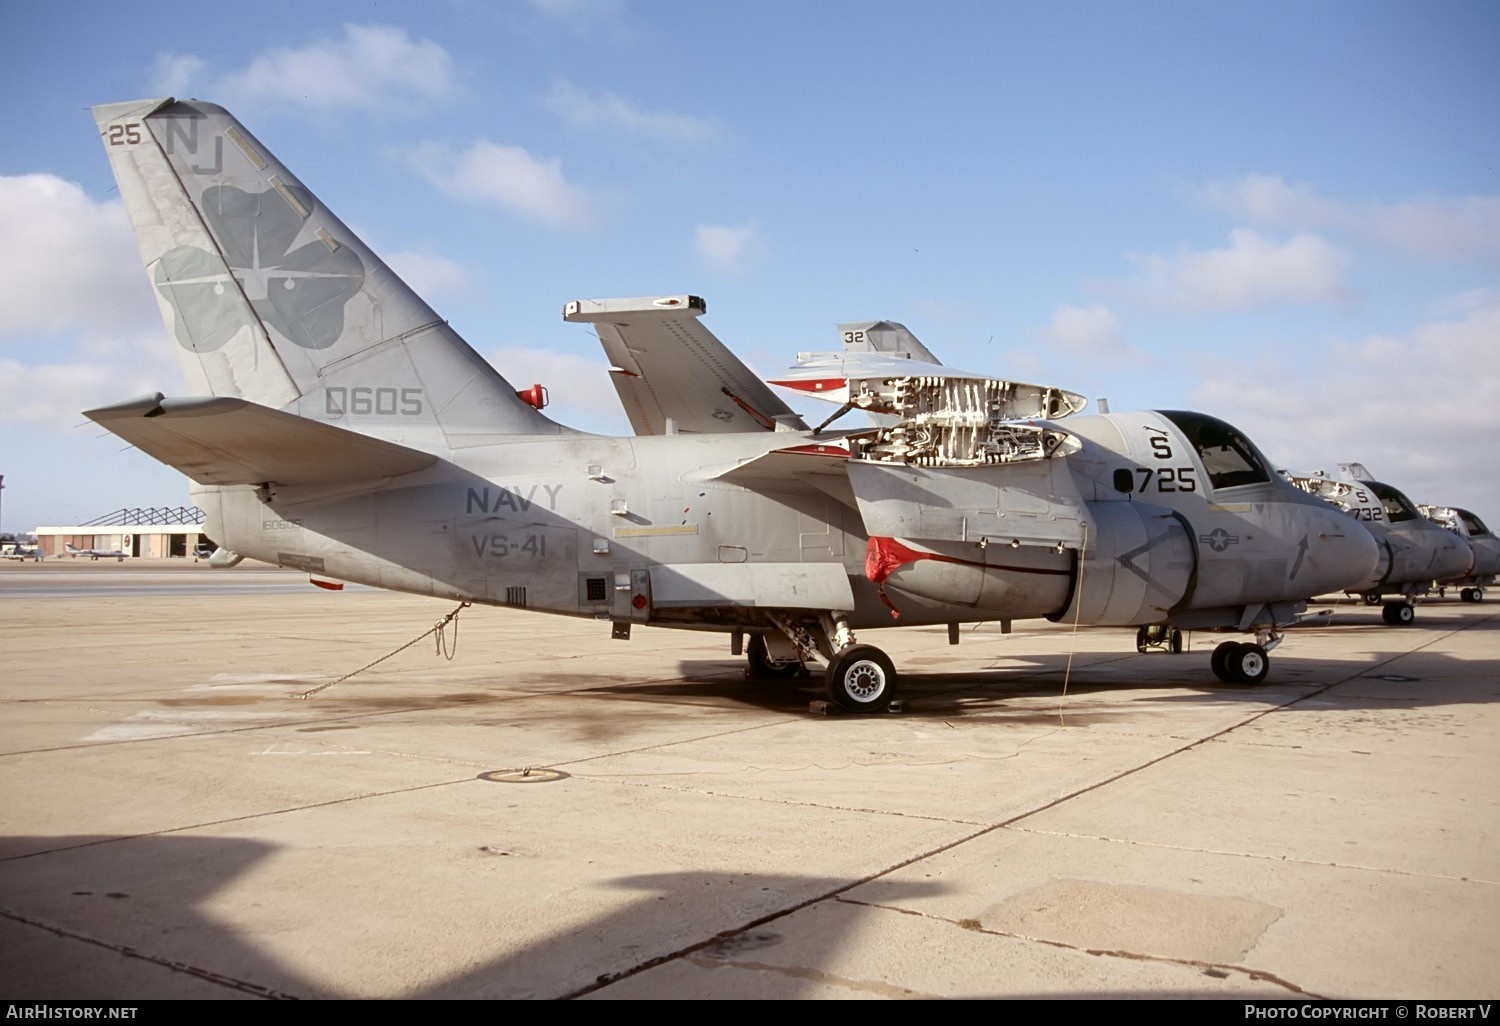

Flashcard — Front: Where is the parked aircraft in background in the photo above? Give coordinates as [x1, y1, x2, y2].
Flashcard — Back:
[1284, 465, 1473, 624]
[86, 97, 1379, 710]
[1, 543, 44, 561]
[64, 543, 126, 562]
[1419, 504, 1499, 603]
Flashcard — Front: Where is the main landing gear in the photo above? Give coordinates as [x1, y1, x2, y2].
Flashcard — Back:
[745, 633, 803, 679]
[1209, 630, 1283, 685]
[1460, 587, 1485, 604]
[750, 613, 900, 714]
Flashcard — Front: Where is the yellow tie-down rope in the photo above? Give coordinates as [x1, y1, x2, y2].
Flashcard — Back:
[1058, 521, 1089, 725]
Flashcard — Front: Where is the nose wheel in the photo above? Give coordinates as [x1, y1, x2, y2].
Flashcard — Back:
[1382, 600, 1416, 625]
[1210, 641, 1270, 684]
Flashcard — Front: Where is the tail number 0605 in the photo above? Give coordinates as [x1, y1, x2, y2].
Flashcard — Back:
[326, 387, 423, 417]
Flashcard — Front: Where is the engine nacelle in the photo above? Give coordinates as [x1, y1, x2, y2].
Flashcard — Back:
[865, 536, 1073, 620]
[1053, 500, 1195, 626]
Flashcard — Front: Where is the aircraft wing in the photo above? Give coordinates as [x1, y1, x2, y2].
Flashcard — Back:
[84, 394, 438, 486]
[769, 320, 1088, 422]
[707, 441, 857, 506]
[563, 296, 808, 435]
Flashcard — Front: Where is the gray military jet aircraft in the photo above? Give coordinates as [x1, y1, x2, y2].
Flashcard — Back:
[1418, 504, 1498, 603]
[63, 542, 127, 562]
[86, 97, 1379, 709]
[1284, 465, 1473, 624]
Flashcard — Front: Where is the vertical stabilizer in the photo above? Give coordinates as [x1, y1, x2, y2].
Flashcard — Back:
[93, 98, 568, 447]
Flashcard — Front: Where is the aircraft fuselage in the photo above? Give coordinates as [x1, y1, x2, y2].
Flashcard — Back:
[196, 409, 1378, 637]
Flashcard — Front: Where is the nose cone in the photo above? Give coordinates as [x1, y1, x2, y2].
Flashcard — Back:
[1299, 504, 1381, 596]
[1430, 532, 1476, 583]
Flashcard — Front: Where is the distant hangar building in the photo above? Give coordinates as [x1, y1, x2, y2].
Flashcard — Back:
[33, 507, 211, 559]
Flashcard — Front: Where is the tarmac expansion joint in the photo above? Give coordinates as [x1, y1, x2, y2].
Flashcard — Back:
[836, 894, 1323, 998]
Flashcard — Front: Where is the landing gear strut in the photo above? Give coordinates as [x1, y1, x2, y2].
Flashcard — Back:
[745, 633, 802, 679]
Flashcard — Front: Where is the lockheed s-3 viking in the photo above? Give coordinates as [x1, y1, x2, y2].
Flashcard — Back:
[85, 98, 1380, 711]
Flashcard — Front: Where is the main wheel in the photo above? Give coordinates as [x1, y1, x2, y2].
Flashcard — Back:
[1382, 601, 1415, 625]
[1136, 626, 1151, 653]
[1461, 587, 1483, 604]
[746, 633, 801, 679]
[1169, 628, 1183, 655]
[1210, 642, 1241, 683]
[826, 645, 896, 713]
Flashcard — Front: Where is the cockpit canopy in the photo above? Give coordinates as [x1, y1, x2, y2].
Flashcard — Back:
[1365, 481, 1421, 523]
[1457, 508, 1492, 536]
[1158, 410, 1271, 490]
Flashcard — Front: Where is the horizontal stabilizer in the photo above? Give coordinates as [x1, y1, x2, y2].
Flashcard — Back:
[84, 394, 438, 486]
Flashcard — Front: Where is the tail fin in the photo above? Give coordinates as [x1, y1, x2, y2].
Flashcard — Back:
[93, 98, 568, 446]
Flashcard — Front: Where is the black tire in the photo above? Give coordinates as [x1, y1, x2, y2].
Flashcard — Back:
[1210, 642, 1240, 683]
[1461, 587, 1483, 604]
[1136, 626, 1150, 653]
[1169, 628, 1183, 655]
[1363, 592, 1382, 606]
[1382, 601, 1415, 626]
[826, 645, 896, 712]
[1227, 643, 1270, 685]
[746, 634, 801, 679]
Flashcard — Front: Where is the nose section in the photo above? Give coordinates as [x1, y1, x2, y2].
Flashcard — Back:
[1432, 534, 1476, 583]
[1298, 505, 1381, 596]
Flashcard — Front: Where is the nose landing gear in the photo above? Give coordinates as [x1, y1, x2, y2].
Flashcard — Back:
[1210, 629, 1281, 685]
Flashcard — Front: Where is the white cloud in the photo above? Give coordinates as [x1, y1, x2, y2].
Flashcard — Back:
[385, 250, 474, 301]
[1127, 228, 1350, 312]
[1189, 303, 1500, 514]
[1042, 303, 1124, 355]
[544, 79, 720, 143]
[149, 53, 205, 97]
[401, 140, 599, 231]
[0, 174, 159, 342]
[0, 347, 177, 429]
[211, 24, 455, 113]
[694, 221, 765, 274]
[1197, 174, 1500, 263]
[485, 344, 628, 434]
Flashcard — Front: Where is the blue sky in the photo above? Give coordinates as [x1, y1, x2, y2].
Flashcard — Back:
[1, 0, 1497, 531]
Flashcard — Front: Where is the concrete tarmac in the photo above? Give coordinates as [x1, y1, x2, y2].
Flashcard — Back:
[1, 560, 1496, 1000]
